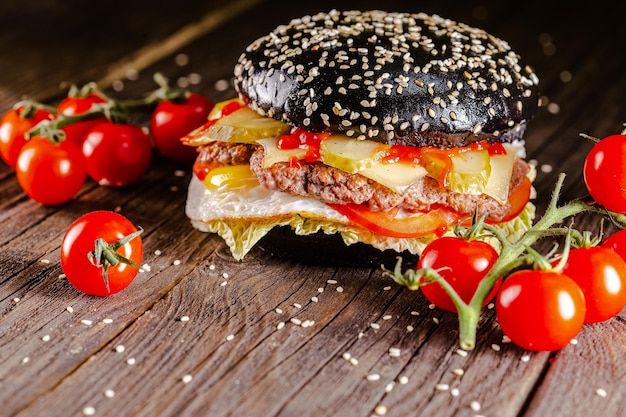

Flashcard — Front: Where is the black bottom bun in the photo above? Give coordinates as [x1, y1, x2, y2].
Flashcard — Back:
[256, 226, 417, 268]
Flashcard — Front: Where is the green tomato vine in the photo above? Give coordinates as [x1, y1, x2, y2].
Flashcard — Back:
[382, 173, 626, 350]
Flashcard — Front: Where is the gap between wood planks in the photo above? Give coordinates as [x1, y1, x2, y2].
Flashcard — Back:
[95, 0, 263, 89]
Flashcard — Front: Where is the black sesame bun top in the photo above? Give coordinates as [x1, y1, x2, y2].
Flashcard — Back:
[234, 10, 540, 148]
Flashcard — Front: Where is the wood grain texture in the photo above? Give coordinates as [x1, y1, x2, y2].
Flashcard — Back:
[1, 1, 625, 416]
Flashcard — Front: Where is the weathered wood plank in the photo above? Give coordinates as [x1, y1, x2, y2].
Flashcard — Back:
[1, 1, 626, 416]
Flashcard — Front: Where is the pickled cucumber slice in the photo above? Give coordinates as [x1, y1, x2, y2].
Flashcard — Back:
[447, 149, 490, 195]
[206, 107, 291, 143]
[320, 135, 389, 173]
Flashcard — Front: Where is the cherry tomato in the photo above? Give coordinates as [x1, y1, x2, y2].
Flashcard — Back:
[61, 211, 143, 296]
[583, 134, 626, 213]
[16, 137, 86, 205]
[57, 94, 108, 146]
[496, 270, 585, 351]
[417, 237, 500, 312]
[555, 246, 626, 323]
[602, 229, 626, 261]
[0, 107, 55, 168]
[82, 122, 152, 186]
[150, 93, 213, 163]
[329, 203, 463, 238]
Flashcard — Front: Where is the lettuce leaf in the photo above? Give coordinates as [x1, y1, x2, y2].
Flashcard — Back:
[190, 202, 536, 261]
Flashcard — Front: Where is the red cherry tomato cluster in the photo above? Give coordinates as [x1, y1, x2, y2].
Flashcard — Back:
[0, 77, 214, 205]
[416, 233, 626, 352]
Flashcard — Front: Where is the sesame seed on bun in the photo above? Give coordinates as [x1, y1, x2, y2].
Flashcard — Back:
[234, 10, 540, 148]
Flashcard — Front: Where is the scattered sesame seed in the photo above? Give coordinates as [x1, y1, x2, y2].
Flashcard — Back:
[301, 320, 315, 328]
[456, 349, 468, 357]
[350, 357, 359, 366]
[42, 335, 50, 342]
[327, 279, 338, 284]
[366, 373, 381, 381]
[435, 383, 450, 391]
[433, 317, 440, 324]
[374, 405, 388, 415]
[410, 311, 420, 316]
[429, 303, 436, 310]
[182, 374, 193, 384]
[385, 382, 395, 393]
[388, 347, 401, 357]
[173, 260, 181, 266]
[219, 281, 227, 287]
[293, 303, 302, 309]
[104, 389, 115, 398]
[547, 102, 560, 114]
[451, 388, 460, 397]
[126, 358, 136, 365]
[311, 296, 319, 302]
[399, 376, 409, 385]
[290, 318, 302, 326]
[103, 319, 113, 324]
[342, 352, 352, 361]
[336, 286, 344, 293]
[180, 316, 190, 322]
[470, 401, 481, 412]
[275, 308, 283, 314]
[40, 259, 50, 264]
[521, 355, 531, 362]
[570, 338, 578, 345]
[559, 70, 572, 83]
[277, 322, 285, 330]
[12, 297, 20, 303]
[82, 406, 96, 416]
[115, 345, 125, 353]
[226, 334, 235, 341]
[22, 357, 30, 364]
[491, 344, 501, 352]
[154, 249, 162, 256]
[383, 286, 391, 291]
[406, 325, 414, 332]
[596, 388, 608, 398]
[175, 53, 189, 66]
[371, 323, 380, 329]
[452, 368, 465, 376]
[318, 287, 324, 293]
[81, 320, 93, 326]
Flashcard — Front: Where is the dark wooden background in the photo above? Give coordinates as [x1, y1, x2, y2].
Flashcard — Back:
[1, 1, 625, 416]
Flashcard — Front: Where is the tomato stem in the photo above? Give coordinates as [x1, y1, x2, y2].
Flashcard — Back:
[87, 227, 143, 293]
[23, 72, 188, 143]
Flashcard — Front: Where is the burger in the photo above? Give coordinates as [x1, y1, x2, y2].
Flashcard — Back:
[183, 10, 539, 265]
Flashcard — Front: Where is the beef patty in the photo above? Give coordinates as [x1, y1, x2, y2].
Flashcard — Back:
[196, 141, 529, 222]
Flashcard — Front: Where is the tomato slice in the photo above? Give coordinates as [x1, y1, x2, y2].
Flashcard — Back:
[329, 203, 463, 238]
[329, 176, 532, 238]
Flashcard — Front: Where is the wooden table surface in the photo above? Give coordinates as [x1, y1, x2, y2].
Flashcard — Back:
[1, 1, 625, 416]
